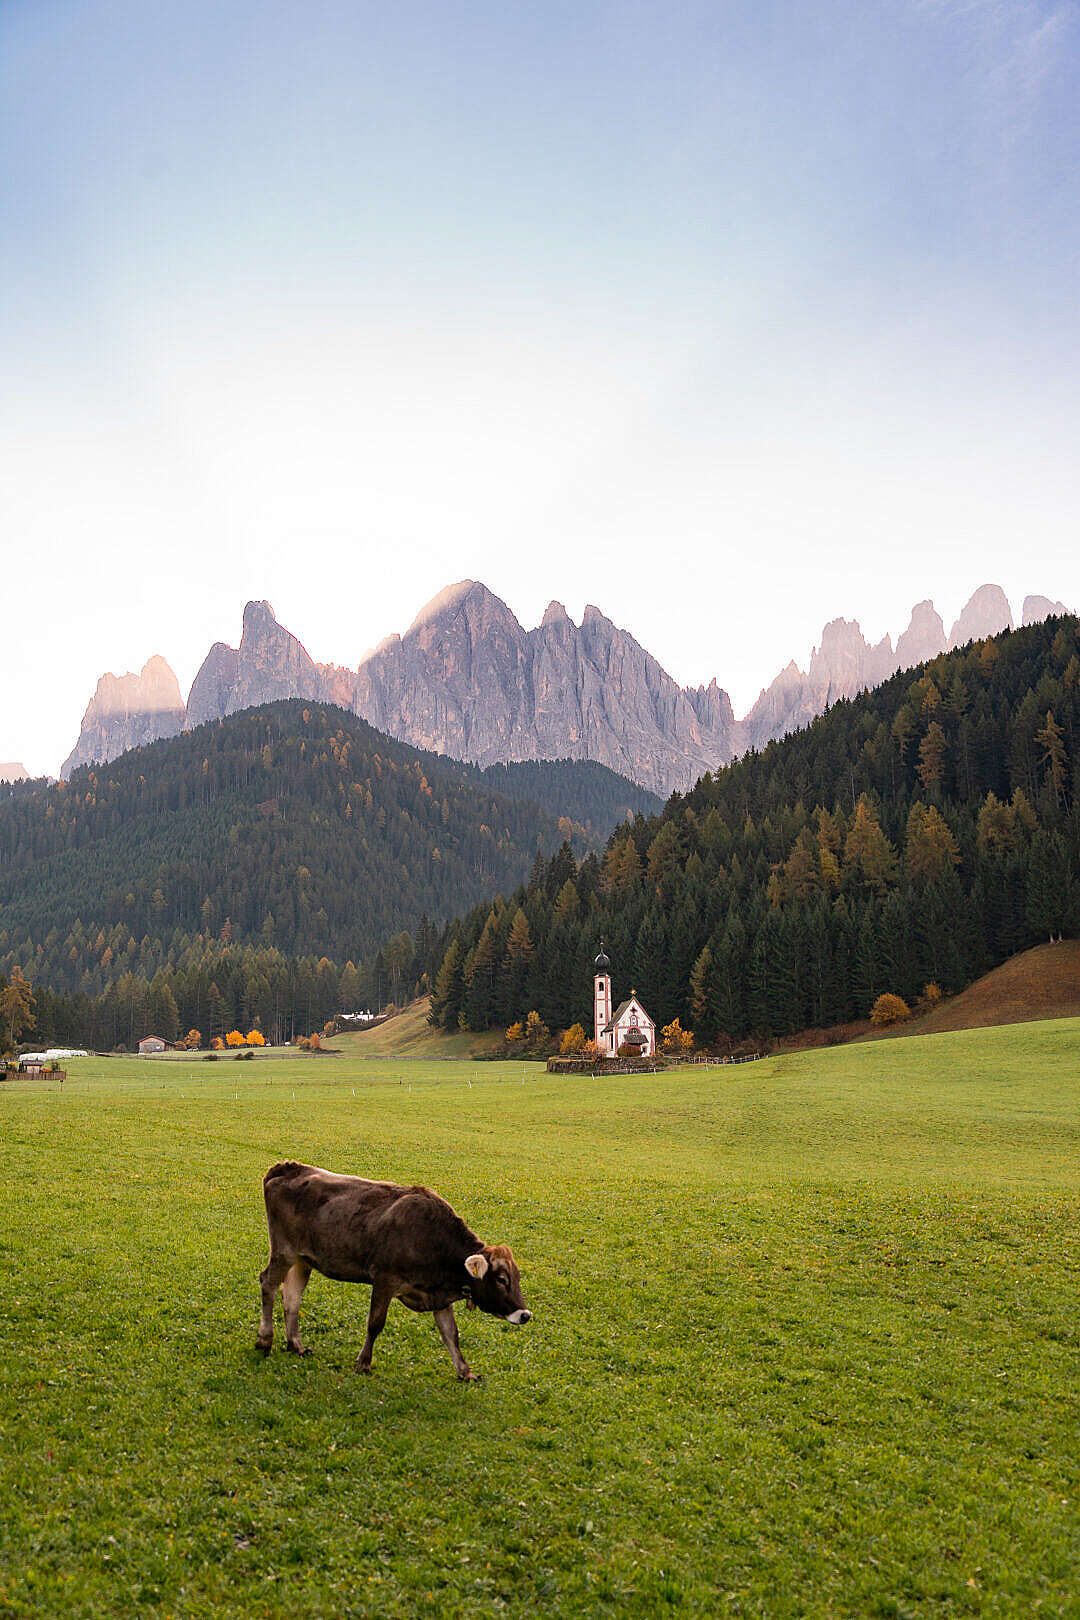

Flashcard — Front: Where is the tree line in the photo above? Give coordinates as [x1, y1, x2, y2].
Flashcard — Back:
[0, 703, 650, 1032]
[426, 618, 1080, 1045]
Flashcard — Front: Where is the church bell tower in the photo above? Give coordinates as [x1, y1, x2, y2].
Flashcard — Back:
[593, 943, 612, 1051]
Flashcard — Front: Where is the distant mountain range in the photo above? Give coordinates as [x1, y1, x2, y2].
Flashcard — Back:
[0, 763, 29, 783]
[58, 581, 1073, 796]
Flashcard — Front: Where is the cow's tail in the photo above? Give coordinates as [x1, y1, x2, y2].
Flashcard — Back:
[263, 1160, 305, 1193]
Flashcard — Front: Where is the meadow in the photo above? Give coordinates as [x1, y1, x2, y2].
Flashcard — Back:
[1, 1024, 1079, 1617]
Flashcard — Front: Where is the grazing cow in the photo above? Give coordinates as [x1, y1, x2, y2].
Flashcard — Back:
[257, 1161, 531, 1380]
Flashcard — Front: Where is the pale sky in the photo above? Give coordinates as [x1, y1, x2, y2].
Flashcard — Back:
[2, 0, 1078, 776]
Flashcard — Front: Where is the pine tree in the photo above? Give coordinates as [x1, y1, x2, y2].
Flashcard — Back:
[689, 945, 714, 1030]
[462, 908, 503, 1031]
[905, 802, 960, 886]
[1035, 711, 1068, 808]
[1026, 830, 1072, 942]
[430, 939, 465, 1029]
[0, 967, 36, 1050]
[499, 908, 534, 1023]
[843, 798, 898, 892]
[917, 721, 948, 791]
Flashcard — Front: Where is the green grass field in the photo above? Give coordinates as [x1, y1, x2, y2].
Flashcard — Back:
[2, 1023, 1079, 1617]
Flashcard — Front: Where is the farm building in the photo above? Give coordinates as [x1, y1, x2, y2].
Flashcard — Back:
[593, 945, 657, 1058]
[138, 1036, 167, 1056]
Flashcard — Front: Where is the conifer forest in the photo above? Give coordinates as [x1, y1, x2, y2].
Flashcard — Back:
[3, 618, 1077, 1050]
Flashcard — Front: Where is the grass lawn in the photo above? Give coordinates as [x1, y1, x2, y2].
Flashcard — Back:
[1, 1022, 1079, 1617]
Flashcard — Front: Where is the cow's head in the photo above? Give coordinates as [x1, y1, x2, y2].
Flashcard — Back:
[464, 1244, 531, 1324]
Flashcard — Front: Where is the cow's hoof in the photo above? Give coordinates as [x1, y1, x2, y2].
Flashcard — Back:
[459, 1370, 483, 1383]
[255, 1340, 272, 1357]
[355, 1362, 372, 1376]
[285, 1343, 309, 1356]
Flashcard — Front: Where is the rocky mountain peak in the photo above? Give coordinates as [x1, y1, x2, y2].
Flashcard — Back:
[61, 655, 186, 778]
[948, 584, 1013, 649]
[1022, 594, 1071, 626]
[895, 600, 946, 670]
[0, 762, 29, 782]
[186, 643, 240, 726]
[187, 600, 325, 725]
[541, 600, 571, 627]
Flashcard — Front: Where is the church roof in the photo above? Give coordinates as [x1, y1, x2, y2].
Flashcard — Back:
[602, 996, 655, 1035]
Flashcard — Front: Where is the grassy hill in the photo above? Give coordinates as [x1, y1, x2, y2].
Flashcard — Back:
[330, 997, 507, 1060]
[2, 1021, 1079, 1615]
[873, 939, 1080, 1039]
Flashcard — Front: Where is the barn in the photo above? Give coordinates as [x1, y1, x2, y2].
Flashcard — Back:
[138, 1036, 167, 1056]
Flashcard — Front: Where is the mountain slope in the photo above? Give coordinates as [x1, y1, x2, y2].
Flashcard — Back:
[0, 702, 644, 998]
[868, 941, 1080, 1039]
[427, 616, 1080, 1043]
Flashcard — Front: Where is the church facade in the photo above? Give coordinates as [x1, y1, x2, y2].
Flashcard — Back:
[593, 945, 657, 1058]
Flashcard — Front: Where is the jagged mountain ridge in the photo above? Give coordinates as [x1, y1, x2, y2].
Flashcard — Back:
[61, 656, 187, 778]
[58, 581, 1074, 795]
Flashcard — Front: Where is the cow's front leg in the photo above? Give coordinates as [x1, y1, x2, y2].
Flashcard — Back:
[257, 1255, 291, 1354]
[282, 1260, 311, 1354]
[434, 1305, 480, 1382]
[355, 1283, 393, 1374]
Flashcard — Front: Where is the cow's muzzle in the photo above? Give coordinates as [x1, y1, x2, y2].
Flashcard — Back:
[506, 1309, 532, 1325]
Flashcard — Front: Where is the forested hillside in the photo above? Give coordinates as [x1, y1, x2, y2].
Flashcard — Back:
[427, 617, 1080, 1043]
[478, 759, 660, 831]
[0, 703, 650, 1046]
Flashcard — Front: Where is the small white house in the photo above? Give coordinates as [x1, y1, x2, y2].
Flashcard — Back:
[138, 1036, 166, 1056]
[593, 945, 656, 1058]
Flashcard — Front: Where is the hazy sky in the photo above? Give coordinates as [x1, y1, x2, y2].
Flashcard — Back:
[3, 0, 1078, 774]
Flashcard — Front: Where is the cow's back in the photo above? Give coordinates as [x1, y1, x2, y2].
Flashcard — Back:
[262, 1163, 475, 1286]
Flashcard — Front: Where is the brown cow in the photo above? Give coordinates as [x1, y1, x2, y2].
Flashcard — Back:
[256, 1161, 531, 1380]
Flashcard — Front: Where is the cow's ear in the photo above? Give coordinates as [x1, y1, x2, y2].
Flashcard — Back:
[465, 1253, 489, 1279]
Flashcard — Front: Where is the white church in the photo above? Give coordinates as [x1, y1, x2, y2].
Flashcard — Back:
[593, 944, 656, 1058]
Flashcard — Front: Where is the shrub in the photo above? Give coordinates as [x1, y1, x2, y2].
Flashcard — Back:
[660, 1018, 694, 1055]
[235, 1049, 254, 1061]
[203, 1053, 218, 1062]
[210, 1036, 224, 1051]
[559, 1023, 587, 1055]
[917, 982, 944, 1014]
[870, 993, 912, 1027]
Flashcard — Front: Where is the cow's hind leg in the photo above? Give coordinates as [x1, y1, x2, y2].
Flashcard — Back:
[257, 1255, 291, 1354]
[282, 1261, 311, 1355]
[434, 1305, 480, 1382]
[355, 1283, 393, 1374]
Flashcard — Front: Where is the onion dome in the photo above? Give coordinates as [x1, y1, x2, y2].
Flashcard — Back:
[594, 942, 611, 972]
